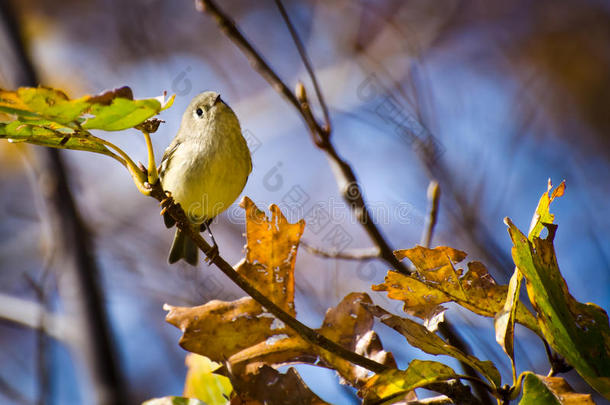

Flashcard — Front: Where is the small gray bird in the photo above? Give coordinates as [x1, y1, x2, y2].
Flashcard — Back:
[159, 91, 251, 265]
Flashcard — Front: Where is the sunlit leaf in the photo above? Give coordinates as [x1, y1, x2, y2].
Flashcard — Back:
[183, 354, 232, 405]
[527, 179, 565, 240]
[373, 246, 540, 335]
[315, 292, 396, 386]
[360, 359, 458, 402]
[0, 86, 174, 136]
[519, 372, 595, 404]
[82, 97, 166, 131]
[235, 196, 305, 315]
[164, 297, 287, 362]
[507, 217, 610, 399]
[226, 292, 396, 388]
[165, 197, 303, 361]
[368, 305, 501, 388]
[0, 87, 89, 124]
[496, 180, 565, 380]
[0, 121, 116, 158]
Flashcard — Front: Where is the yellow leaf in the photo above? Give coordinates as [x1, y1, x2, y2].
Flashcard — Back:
[183, 354, 232, 405]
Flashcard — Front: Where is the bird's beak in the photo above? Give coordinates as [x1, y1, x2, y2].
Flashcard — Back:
[213, 94, 222, 105]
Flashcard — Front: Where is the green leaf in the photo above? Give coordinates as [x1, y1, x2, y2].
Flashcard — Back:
[495, 181, 566, 381]
[519, 372, 595, 404]
[368, 305, 501, 388]
[0, 121, 116, 158]
[506, 217, 610, 399]
[82, 97, 167, 131]
[0, 86, 174, 132]
[360, 359, 458, 402]
[0, 86, 173, 164]
[142, 397, 206, 405]
[0, 87, 89, 125]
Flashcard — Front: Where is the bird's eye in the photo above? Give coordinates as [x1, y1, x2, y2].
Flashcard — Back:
[196, 108, 204, 117]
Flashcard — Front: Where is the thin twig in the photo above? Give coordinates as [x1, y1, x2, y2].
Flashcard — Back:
[194, 0, 321, 142]
[195, 0, 410, 275]
[301, 240, 380, 261]
[421, 180, 440, 247]
[150, 182, 389, 375]
[273, 0, 331, 132]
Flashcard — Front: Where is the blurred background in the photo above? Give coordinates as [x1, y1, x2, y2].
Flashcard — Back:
[0, 0, 609, 403]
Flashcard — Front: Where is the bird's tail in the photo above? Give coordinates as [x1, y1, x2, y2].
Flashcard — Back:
[168, 229, 198, 266]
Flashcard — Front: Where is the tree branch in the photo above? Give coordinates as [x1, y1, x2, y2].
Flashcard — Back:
[273, 0, 331, 132]
[301, 240, 380, 261]
[189, 2, 488, 402]
[195, 0, 410, 275]
[150, 183, 390, 375]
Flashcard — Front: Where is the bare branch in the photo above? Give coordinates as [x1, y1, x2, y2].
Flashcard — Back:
[421, 180, 440, 248]
[150, 182, 390, 375]
[301, 240, 380, 260]
[273, 0, 331, 132]
[195, 0, 410, 275]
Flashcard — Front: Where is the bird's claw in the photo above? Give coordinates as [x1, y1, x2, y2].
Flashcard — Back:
[159, 191, 175, 216]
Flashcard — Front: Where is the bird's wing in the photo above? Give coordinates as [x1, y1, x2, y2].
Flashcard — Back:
[159, 140, 181, 177]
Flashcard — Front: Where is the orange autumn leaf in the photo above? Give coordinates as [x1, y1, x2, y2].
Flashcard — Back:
[373, 246, 540, 335]
[235, 196, 305, 315]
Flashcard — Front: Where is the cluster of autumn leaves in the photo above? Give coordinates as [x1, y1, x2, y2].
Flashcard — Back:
[1, 88, 608, 404]
[157, 183, 608, 404]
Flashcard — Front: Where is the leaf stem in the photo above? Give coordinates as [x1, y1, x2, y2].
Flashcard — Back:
[140, 130, 159, 185]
